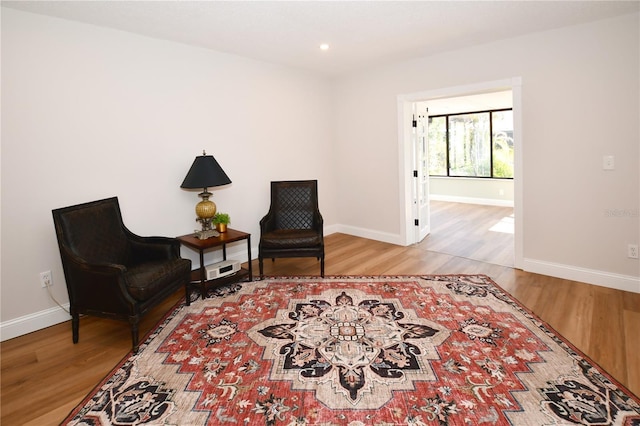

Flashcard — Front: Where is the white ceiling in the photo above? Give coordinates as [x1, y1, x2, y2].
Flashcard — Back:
[2, 1, 639, 76]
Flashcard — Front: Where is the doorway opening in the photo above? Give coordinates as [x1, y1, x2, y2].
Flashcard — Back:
[397, 78, 523, 269]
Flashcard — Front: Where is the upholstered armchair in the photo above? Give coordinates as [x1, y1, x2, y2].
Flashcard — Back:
[259, 180, 324, 278]
[52, 197, 192, 351]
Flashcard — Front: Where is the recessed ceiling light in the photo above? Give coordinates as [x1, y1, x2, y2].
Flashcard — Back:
[319, 43, 330, 51]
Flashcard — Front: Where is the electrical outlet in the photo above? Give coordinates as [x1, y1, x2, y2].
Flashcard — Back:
[628, 244, 639, 259]
[40, 270, 53, 288]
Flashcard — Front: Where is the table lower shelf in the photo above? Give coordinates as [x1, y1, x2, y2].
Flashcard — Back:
[186, 268, 251, 304]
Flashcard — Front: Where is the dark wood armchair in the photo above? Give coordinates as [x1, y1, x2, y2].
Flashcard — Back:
[52, 197, 192, 351]
[259, 180, 324, 278]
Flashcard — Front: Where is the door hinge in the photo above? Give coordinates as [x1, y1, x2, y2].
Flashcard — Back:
[414, 219, 419, 226]
[413, 170, 418, 178]
[412, 114, 417, 128]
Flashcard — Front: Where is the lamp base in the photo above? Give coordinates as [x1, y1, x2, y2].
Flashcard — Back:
[193, 190, 219, 239]
[195, 229, 220, 240]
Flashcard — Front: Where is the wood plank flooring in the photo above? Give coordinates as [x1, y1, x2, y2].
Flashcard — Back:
[2, 203, 638, 424]
[421, 200, 514, 267]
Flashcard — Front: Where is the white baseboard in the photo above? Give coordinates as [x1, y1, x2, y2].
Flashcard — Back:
[430, 194, 514, 207]
[331, 226, 639, 294]
[522, 258, 640, 294]
[4, 229, 638, 342]
[1, 303, 71, 342]
[330, 224, 404, 245]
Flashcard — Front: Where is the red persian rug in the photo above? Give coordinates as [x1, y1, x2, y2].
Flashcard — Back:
[63, 275, 640, 425]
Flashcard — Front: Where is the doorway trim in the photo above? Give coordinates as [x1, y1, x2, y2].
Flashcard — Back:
[397, 77, 523, 269]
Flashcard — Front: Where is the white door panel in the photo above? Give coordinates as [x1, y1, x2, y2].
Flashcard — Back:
[412, 105, 430, 242]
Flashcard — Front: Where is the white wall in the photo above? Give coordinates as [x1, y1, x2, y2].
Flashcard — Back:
[1, 9, 336, 338]
[430, 178, 514, 206]
[333, 13, 639, 291]
[2, 9, 639, 340]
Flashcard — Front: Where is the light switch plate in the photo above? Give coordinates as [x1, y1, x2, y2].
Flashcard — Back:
[603, 155, 615, 170]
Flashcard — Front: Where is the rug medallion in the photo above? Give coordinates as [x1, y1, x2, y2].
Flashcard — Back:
[63, 275, 640, 425]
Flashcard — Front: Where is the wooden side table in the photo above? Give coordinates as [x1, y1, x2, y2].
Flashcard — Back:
[177, 229, 252, 305]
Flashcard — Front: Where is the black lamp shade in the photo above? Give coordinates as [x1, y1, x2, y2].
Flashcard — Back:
[181, 154, 231, 189]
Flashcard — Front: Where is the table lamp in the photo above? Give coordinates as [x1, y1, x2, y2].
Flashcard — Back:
[181, 151, 231, 239]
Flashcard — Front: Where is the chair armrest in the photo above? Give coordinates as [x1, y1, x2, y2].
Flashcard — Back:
[58, 245, 137, 311]
[59, 243, 126, 273]
[126, 233, 181, 263]
[260, 213, 277, 233]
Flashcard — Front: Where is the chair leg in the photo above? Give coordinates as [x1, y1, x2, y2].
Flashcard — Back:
[259, 256, 264, 279]
[321, 256, 325, 278]
[71, 310, 79, 344]
[130, 318, 140, 352]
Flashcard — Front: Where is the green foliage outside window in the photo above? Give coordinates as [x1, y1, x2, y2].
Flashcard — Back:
[428, 109, 513, 179]
[428, 116, 447, 175]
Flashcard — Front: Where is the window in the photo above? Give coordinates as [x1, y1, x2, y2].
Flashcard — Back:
[428, 109, 513, 179]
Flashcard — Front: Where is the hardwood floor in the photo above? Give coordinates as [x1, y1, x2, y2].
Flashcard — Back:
[421, 200, 514, 267]
[2, 206, 639, 424]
